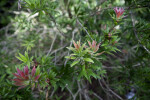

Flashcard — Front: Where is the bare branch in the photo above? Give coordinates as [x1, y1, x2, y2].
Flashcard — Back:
[90, 91, 103, 100]
[47, 34, 57, 56]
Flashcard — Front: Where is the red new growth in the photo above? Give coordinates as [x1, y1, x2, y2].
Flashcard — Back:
[114, 7, 125, 18]
[12, 66, 40, 89]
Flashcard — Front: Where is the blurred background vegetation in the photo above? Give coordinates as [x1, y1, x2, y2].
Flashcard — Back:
[0, 0, 150, 100]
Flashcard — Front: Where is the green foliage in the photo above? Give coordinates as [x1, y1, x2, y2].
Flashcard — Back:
[47, 70, 59, 91]
[0, 75, 33, 99]
[0, 0, 150, 99]
[66, 41, 106, 83]
[21, 40, 35, 51]
[16, 51, 33, 66]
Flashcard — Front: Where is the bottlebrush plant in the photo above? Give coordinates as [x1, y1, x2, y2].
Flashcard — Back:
[1, 0, 149, 99]
[14, 51, 59, 92]
[110, 7, 126, 24]
[65, 40, 106, 82]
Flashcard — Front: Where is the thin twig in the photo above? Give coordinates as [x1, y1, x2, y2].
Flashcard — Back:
[108, 89, 123, 100]
[64, 29, 77, 66]
[66, 85, 80, 100]
[66, 86, 75, 99]
[66, 80, 83, 100]
[77, 81, 82, 100]
[98, 79, 112, 98]
[130, 11, 150, 54]
[46, 34, 57, 56]
[102, 78, 124, 100]
[50, 43, 69, 55]
[91, 91, 103, 100]
[50, 88, 55, 98]
[18, 0, 21, 10]
[81, 80, 91, 100]
[76, 19, 93, 41]
[53, 51, 68, 63]
[49, 14, 66, 37]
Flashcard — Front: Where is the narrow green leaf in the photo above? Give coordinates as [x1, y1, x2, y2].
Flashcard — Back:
[87, 69, 97, 79]
[24, 0, 31, 5]
[35, 66, 40, 76]
[16, 56, 24, 62]
[71, 60, 80, 67]
[25, 51, 29, 60]
[65, 56, 76, 59]
[16, 53, 27, 63]
[83, 58, 94, 63]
